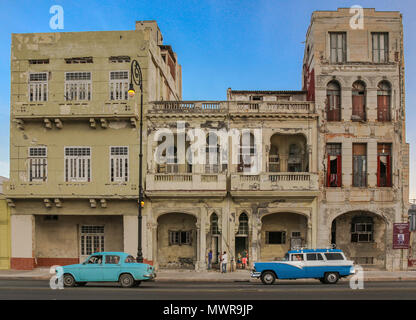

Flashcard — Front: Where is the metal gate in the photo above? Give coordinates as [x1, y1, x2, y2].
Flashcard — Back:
[80, 225, 105, 262]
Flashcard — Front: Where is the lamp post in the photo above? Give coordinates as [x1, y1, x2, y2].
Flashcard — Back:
[128, 59, 144, 263]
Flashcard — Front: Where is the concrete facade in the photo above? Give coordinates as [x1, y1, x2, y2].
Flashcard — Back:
[5, 9, 410, 271]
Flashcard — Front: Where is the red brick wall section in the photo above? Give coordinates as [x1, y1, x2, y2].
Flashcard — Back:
[11, 258, 36, 270]
[35, 258, 79, 267]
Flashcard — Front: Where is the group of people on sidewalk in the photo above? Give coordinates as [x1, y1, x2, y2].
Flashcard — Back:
[207, 250, 248, 273]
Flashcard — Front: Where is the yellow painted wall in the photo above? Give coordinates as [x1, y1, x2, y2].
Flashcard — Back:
[0, 198, 11, 269]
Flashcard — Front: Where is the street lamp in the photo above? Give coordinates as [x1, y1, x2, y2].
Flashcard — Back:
[129, 59, 144, 263]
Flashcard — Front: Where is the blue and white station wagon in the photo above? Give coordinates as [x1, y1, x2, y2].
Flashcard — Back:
[60, 252, 156, 288]
[251, 248, 355, 285]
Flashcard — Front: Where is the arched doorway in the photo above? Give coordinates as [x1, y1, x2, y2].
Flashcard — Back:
[157, 212, 197, 269]
[260, 212, 308, 261]
[331, 211, 386, 268]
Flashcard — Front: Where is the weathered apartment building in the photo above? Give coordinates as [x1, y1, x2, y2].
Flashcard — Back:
[5, 8, 410, 271]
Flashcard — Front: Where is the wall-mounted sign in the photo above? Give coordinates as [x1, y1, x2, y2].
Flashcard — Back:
[393, 223, 410, 249]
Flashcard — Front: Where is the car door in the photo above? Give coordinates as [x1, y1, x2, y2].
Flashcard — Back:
[102, 254, 122, 281]
[304, 253, 325, 278]
[79, 255, 104, 281]
[281, 253, 305, 279]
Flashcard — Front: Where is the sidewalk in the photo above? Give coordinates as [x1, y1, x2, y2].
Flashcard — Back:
[1, 268, 416, 282]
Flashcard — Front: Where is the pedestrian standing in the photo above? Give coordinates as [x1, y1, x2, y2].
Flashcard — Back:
[222, 251, 228, 273]
[242, 250, 248, 269]
[207, 250, 213, 270]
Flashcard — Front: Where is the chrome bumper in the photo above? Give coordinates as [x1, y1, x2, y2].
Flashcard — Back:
[250, 271, 261, 278]
[143, 272, 156, 280]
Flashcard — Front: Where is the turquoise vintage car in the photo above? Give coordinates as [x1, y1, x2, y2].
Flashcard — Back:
[60, 252, 156, 288]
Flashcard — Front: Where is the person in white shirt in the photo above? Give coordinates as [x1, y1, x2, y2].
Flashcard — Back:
[221, 251, 228, 273]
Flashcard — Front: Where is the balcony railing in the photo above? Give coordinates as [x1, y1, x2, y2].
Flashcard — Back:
[231, 172, 319, 191]
[146, 173, 226, 191]
[148, 101, 315, 115]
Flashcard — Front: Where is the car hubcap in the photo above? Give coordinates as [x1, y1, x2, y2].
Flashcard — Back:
[328, 274, 336, 282]
[123, 277, 131, 285]
[265, 274, 273, 283]
[64, 277, 72, 285]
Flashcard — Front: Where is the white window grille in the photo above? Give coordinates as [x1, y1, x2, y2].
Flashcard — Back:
[109, 71, 129, 100]
[110, 146, 128, 182]
[28, 147, 47, 182]
[65, 72, 92, 101]
[65, 147, 91, 182]
[28, 72, 48, 102]
[80, 225, 104, 256]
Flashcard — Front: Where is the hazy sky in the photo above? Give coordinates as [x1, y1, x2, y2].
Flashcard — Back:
[0, 0, 414, 199]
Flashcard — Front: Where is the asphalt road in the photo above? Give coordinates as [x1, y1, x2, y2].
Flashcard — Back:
[1, 279, 416, 300]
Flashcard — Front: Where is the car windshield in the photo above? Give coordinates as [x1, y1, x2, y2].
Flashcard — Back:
[125, 255, 136, 263]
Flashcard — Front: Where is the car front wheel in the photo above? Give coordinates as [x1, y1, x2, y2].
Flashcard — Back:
[119, 274, 134, 288]
[261, 271, 276, 285]
[63, 274, 75, 287]
[324, 272, 339, 284]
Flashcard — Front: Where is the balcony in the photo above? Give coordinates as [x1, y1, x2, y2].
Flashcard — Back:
[12, 101, 138, 128]
[230, 172, 319, 198]
[148, 101, 316, 117]
[145, 173, 227, 198]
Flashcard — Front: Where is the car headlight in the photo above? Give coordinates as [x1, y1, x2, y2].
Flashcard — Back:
[350, 266, 356, 274]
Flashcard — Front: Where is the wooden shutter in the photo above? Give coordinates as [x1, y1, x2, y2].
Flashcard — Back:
[352, 95, 365, 120]
[336, 155, 342, 187]
[377, 95, 390, 121]
[377, 155, 381, 187]
[387, 155, 392, 187]
[327, 155, 331, 187]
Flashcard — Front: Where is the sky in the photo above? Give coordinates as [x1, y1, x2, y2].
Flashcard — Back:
[0, 0, 415, 199]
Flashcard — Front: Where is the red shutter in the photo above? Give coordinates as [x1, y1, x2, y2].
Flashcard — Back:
[377, 155, 380, 187]
[387, 155, 392, 187]
[337, 155, 342, 187]
[327, 155, 331, 187]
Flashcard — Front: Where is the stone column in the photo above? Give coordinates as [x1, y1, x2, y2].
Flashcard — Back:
[197, 213, 207, 271]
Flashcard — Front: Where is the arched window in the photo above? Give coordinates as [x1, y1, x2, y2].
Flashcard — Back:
[352, 81, 366, 121]
[326, 81, 341, 121]
[206, 132, 219, 173]
[237, 213, 249, 235]
[210, 213, 219, 235]
[377, 81, 391, 122]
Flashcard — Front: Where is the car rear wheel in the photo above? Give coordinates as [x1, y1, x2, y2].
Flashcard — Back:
[63, 274, 75, 287]
[324, 272, 339, 284]
[119, 274, 134, 288]
[261, 271, 276, 285]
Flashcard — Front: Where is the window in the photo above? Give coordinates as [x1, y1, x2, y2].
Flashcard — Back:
[65, 72, 92, 101]
[266, 231, 286, 244]
[288, 144, 302, 172]
[351, 216, 373, 242]
[28, 147, 47, 182]
[326, 81, 341, 121]
[210, 213, 220, 235]
[324, 253, 345, 261]
[29, 59, 49, 64]
[326, 143, 342, 187]
[372, 33, 389, 63]
[80, 225, 104, 256]
[109, 71, 129, 100]
[269, 145, 279, 172]
[251, 96, 263, 101]
[105, 255, 120, 264]
[306, 253, 324, 261]
[65, 147, 91, 182]
[377, 143, 392, 187]
[205, 132, 227, 174]
[377, 81, 391, 122]
[238, 132, 256, 172]
[330, 32, 346, 63]
[110, 146, 128, 182]
[237, 213, 249, 235]
[86, 255, 103, 264]
[291, 254, 304, 261]
[353, 144, 367, 187]
[109, 56, 131, 63]
[28, 72, 48, 102]
[352, 81, 366, 121]
[65, 57, 93, 64]
[169, 231, 192, 246]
